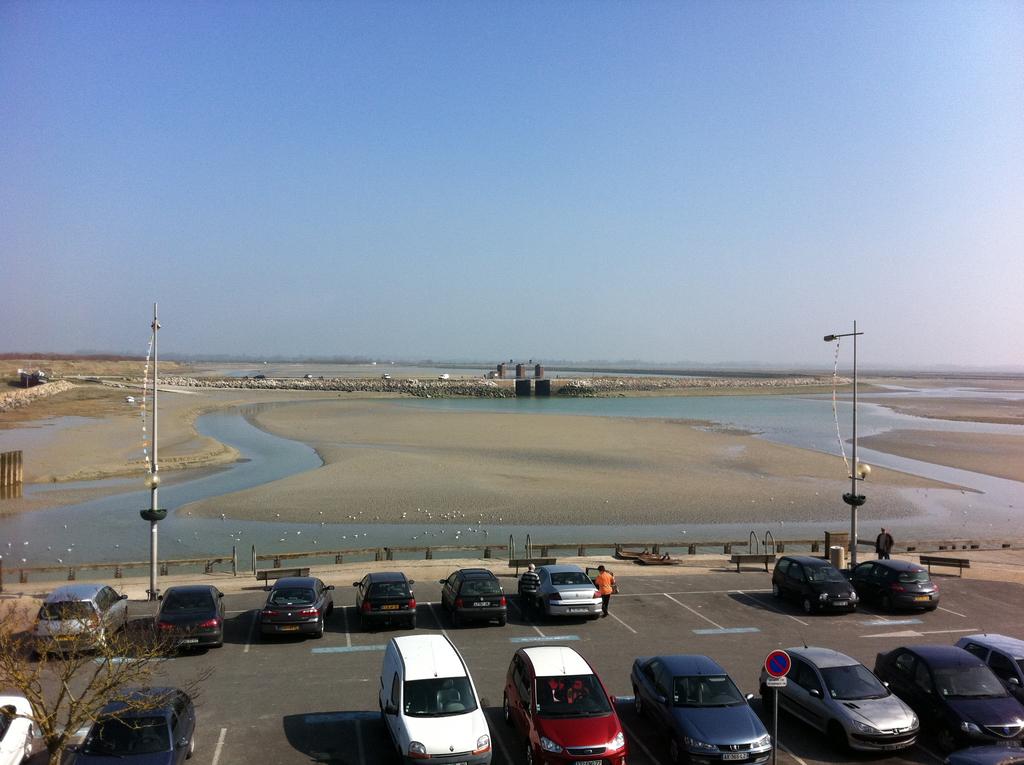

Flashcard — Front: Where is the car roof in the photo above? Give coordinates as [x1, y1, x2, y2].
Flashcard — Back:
[455, 568, 496, 579]
[367, 571, 409, 583]
[43, 583, 107, 602]
[958, 634, 1024, 659]
[164, 584, 218, 595]
[272, 577, 318, 588]
[655, 654, 728, 676]
[99, 688, 181, 718]
[865, 559, 927, 573]
[783, 556, 833, 568]
[904, 645, 984, 667]
[787, 646, 860, 668]
[522, 646, 594, 677]
[537, 564, 586, 575]
[393, 635, 467, 681]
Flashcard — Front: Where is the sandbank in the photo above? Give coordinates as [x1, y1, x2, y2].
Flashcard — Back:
[859, 430, 1024, 483]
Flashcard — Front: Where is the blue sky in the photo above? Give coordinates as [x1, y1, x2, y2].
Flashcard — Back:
[2, 1, 1022, 368]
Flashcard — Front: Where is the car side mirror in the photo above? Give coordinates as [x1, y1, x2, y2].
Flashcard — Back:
[809, 689, 822, 699]
[352, 582, 360, 587]
[157, 594, 163, 600]
[326, 585, 335, 591]
[882, 680, 890, 688]
[408, 579, 415, 585]
[120, 594, 129, 600]
[217, 592, 224, 598]
[384, 702, 398, 716]
[745, 693, 754, 701]
[176, 737, 189, 749]
[1009, 677, 1021, 686]
[656, 694, 668, 705]
[439, 579, 447, 584]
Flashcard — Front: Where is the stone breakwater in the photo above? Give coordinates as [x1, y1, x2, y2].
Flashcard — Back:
[0, 380, 76, 413]
[155, 375, 841, 398]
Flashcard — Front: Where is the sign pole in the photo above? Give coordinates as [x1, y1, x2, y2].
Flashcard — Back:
[773, 688, 778, 765]
[763, 649, 791, 765]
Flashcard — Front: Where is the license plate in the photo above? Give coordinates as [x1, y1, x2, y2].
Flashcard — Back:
[279, 625, 300, 632]
[915, 595, 930, 602]
[179, 638, 200, 645]
[723, 753, 747, 761]
[833, 600, 848, 607]
[473, 602, 490, 607]
[380, 604, 399, 611]
[578, 761, 602, 765]
[568, 607, 589, 613]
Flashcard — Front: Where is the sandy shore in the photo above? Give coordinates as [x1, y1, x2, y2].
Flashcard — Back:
[1, 375, 1020, 526]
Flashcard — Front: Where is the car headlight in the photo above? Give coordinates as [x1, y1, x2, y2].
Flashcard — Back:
[607, 731, 625, 750]
[540, 736, 562, 753]
[851, 720, 881, 734]
[960, 721, 983, 735]
[909, 713, 919, 729]
[408, 741, 426, 756]
[685, 736, 719, 752]
[754, 735, 772, 748]
[818, 592, 829, 601]
[474, 734, 490, 753]
[849, 591, 858, 600]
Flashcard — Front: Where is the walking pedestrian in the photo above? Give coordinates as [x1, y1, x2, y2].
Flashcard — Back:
[875, 527, 894, 560]
[594, 565, 616, 617]
[518, 563, 541, 613]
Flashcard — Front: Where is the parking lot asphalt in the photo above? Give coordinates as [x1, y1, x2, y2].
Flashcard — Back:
[91, 566, 1024, 765]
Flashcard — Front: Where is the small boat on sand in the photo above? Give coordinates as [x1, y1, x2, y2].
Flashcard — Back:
[635, 553, 682, 566]
[614, 548, 648, 561]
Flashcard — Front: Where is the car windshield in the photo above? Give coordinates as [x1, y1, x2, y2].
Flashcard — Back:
[1018, 659, 1024, 675]
[39, 601, 95, 620]
[537, 675, 612, 717]
[460, 579, 501, 596]
[162, 592, 214, 611]
[403, 677, 478, 717]
[369, 582, 410, 598]
[550, 572, 591, 586]
[672, 675, 745, 707]
[806, 566, 846, 583]
[820, 664, 888, 700]
[82, 716, 170, 756]
[269, 588, 315, 606]
[897, 570, 931, 584]
[934, 665, 1008, 698]
[0, 704, 16, 740]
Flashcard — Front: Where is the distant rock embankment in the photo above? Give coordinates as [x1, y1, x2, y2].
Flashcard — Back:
[0, 380, 76, 413]
[156, 375, 841, 398]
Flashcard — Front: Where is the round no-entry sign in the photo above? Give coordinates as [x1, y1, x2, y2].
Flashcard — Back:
[765, 650, 791, 678]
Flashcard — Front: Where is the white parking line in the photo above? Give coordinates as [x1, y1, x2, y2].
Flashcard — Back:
[617, 588, 773, 597]
[778, 741, 808, 765]
[664, 593, 724, 630]
[621, 719, 661, 763]
[340, 605, 352, 647]
[938, 605, 968, 618]
[608, 611, 638, 634]
[426, 602, 450, 638]
[508, 598, 545, 637]
[211, 727, 226, 765]
[243, 611, 257, 654]
[734, 591, 808, 627]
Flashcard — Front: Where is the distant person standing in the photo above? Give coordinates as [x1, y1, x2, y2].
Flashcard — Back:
[519, 563, 541, 612]
[876, 527, 894, 560]
[594, 565, 616, 617]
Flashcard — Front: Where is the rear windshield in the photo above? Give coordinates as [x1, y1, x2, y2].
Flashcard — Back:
[403, 677, 477, 716]
[269, 588, 315, 606]
[39, 601, 96, 621]
[0, 705, 17, 740]
[82, 717, 170, 756]
[806, 566, 846, 583]
[897, 570, 931, 584]
[162, 592, 214, 611]
[672, 675, 745, 707]
[934, 665, 1007, 698]
[550, 572, 591, 586]
[460, 579, 501, 596]
[821, 664, 888, 700]
[369, 582, 410, 598]
[537, 675, 611, 716]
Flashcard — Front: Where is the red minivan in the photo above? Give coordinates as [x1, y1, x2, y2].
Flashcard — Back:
[503, 645, 628, 765]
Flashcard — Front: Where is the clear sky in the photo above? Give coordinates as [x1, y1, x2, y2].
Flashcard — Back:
[2, 1, 1022, 369]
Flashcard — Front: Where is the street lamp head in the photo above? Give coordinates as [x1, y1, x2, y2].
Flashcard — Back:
[856, 463, 871, 480]
[823, 334, 837, 342]
[144, 472, 161, 489]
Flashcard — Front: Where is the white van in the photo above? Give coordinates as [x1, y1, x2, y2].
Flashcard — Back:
[379, 634, 491, 764]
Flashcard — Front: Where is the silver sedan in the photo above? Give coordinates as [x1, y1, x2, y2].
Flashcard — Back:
[531, 564, 602, 619]
[759, 646, 919, 752]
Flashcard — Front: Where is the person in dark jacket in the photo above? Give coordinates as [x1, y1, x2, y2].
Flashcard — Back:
[518, 563, 541, 612]
[875, 527, 894, 560]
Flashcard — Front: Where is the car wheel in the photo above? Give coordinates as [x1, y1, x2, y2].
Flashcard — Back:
[633, 686, 643, 716]
[314, 618, 325, 639]
[503, 693, 512, 725]
[186, 734, 195, 759]
[881, 595, 893, 612]
[496, 615, 507, 627]
[452, 611, 461, 629]
[407, 617, 416, 630]
[669, 737, 685, 764]
[772, 582, 781, 599]
[802, 597, 814, 615]
[828, 721, 849, 751]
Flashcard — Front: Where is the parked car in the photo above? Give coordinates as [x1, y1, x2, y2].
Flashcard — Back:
[945, 744, 1024, 765]
[379, 634, 491, 764]
[759, 647, 918, 751]
[957, 635, 1024, 704]
[849, 559, 940, 611]
[632, 654, 772, 764]
[532, 564, 602, 619]
[71, 687, 195, 763]
[259, 576, 334, 639]
[771, 556, 858, 614]
[33, 583, 129, 653]
[0, 695, 36, 765]
[503, 645, 628, 765]
[155, 585, 225, 650]
[874, 645, 1024, 751]
[439, 568, 507, 627]
[354, 572, 417, 630]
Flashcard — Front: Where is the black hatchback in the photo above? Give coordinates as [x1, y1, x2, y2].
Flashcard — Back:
[259, 576, 334, 639]
[353, 572, 416, 630]
[850, 559, 940, 611]
[772, 555, 859, 614]
[439, 568, 508, 627]
[155, 585, 225, 650]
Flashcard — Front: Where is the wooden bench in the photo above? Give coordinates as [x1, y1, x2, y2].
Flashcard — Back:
[729, 553, 776, 573]
[256, 566, 310, 584]
[919, 555, 971, 577]
[508, 557, 556, 574]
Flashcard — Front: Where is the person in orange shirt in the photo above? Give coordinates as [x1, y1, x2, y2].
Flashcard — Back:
[594, 565, 616, 617]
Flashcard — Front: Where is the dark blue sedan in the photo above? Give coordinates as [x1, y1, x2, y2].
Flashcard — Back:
[72, 688, 196, 764]
[631, 654, 773, 765]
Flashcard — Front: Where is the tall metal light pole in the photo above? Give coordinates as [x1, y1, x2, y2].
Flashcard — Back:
[140, 304, 166, 600]
[824, 321, 870, 567]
